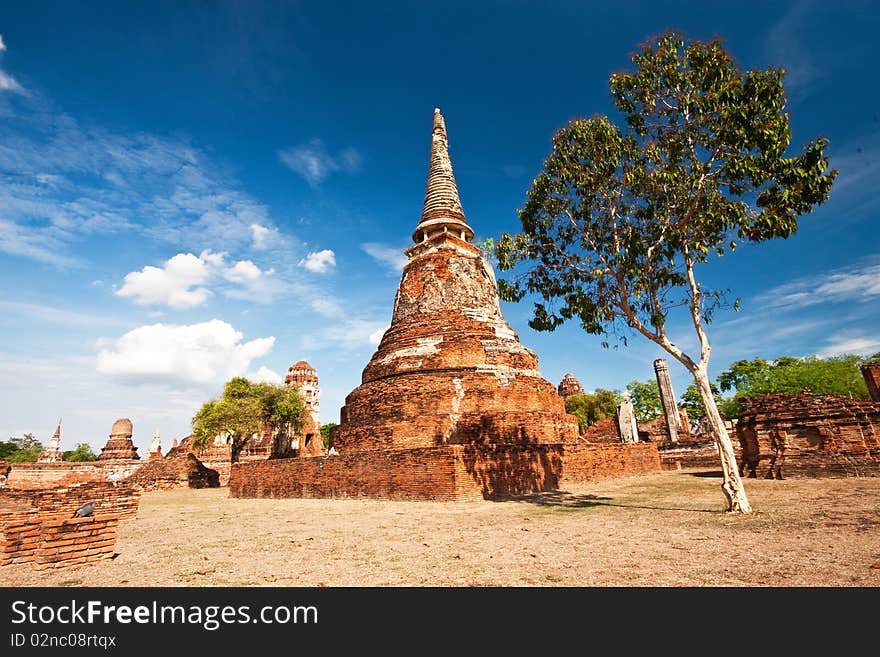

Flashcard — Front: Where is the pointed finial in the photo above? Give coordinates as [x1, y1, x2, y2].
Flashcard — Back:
[412, 107, 474, 244]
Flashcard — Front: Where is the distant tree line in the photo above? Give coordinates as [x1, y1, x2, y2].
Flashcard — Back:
[564, 352, 879, 430]
[0, 433, 97, 462]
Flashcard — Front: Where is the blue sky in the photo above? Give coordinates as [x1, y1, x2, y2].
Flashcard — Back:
[0, 1, 878, 455]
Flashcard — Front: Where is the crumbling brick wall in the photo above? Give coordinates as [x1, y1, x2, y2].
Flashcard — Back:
[4, 461, 143, 489]
[125, 452, 220, 491]
[1, 506, 121, 569]
[229, 443, 660, 501]
[0, 481, 140, 519]
[736, 394, 880, 478]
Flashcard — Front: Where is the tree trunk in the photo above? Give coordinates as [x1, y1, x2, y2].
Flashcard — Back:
[691, 368, 752, 513]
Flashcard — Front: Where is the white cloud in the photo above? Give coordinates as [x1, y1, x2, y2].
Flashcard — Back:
[117, 251, 282, 307]
[0, 70, 22, 93]
[361, 242, 408, 272]
[116, 252, 212, 309]
[299, 249, 336, 273]
[759, 260, 880, 309]
[816, 333, 880, 359]
[310, 297, 344, 317]
[301, 319, 388, 351]
[250, 223, 278, 250]
[246, 366, 283, 385]
[224, 259, 262, 284]
[96, 319, 276, 387]
[278, 139, 363, 186]
[0, 35, 6, 52]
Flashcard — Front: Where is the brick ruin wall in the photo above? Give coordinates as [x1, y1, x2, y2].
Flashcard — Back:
[861, 361, 880, 402]
[580, 417, 619, 442]
[736, 393, 880, 478]
[1, 481, 140, 519]
[3, 460, 144, 490]
[229, 443, 660, 501]
[125, 452, 220, 491]
[1, 506, 121, 569]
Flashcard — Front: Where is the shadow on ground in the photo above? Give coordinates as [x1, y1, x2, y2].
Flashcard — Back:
[687, 470, 724, 478]
[496, 489, 720, 513]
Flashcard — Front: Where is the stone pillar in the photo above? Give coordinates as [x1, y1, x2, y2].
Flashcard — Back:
[653, 358, 680, 443]
[615, 396, 639, 444]
[860, 361, 880, 402]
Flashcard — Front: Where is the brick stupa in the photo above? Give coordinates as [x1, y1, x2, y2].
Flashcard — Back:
[285, 360, 324, 457]
[334, 109, 579, 450]
[229, 109, 660, 500]
[97, 418, 140, 461]
[37, 419, 64, 462]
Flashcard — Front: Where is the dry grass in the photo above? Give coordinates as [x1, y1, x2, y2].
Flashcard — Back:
[3, 468, 879, 587]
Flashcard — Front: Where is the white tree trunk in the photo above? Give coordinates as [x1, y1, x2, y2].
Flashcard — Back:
[691, 369, 752, 513]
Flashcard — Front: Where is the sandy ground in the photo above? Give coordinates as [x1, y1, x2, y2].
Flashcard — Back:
[3, 468, 879, 587]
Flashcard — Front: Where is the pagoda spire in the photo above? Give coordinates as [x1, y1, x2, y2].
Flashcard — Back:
[412, 108, 474, 244]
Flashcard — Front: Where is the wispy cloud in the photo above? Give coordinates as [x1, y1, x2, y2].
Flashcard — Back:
[0, 300, 130, 328]
[0, 34, 24, 94]
[816, 331, 880, 359]
[756, 258, 880, 309]
[361, 242, 408, 272]
[278, 139, 362, 186]
[300, 318, 388, 351]
[299, 249, 336, 273]
[96, 319, 275, 387]
[764, 3, 821, 99]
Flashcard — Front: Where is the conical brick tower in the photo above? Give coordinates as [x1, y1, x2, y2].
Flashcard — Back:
[98, 418, 140, 461]
[334, 108, 579, 451]
[229, 109, 660, 501]
[37, 419, 64, 462]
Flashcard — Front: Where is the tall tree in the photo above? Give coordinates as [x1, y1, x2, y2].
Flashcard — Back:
[62, 443, 99, 462]
[192, 377, 305, 453]
[0, 433, 43, 462]
[492, 33, 837, 512]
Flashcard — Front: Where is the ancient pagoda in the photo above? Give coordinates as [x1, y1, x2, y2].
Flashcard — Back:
[37, 419, 64, 462]
[97, 418, 140, 461]
[334, 108, 579, 451]
[229, 109, 660, 500]
[285, 360, 324, 457]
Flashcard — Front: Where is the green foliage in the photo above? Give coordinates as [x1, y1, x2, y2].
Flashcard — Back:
[0, 433, 42, 462]
[625, 380, 662, 423]
[320, 422, 338, 449]
[564, 389, 621, 431]
[493, 31, 836, 351]
[723, 355, 869, 399]
[191, 376, 306, 450]
[679, 381, 728, 421]
[62, 443, 98, 462]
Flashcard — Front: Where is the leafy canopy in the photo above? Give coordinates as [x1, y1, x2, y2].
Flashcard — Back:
[493, 32, 836, 348]
[0, 433, 43, 463]
[625, 379, 663, 423]
[191, 377, 305, 449]
[62, 443, 98, 462]
[564, 388, 621, 431]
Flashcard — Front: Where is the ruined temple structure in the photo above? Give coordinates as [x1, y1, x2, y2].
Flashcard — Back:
[285, 360, 325, 457]
[557, 373, 584, 399]
[861, 360, 880, 402]
[37, 420, 64, 463]
[147, 430, 163, 461]
[653, 359, 682, 443]
[736, 393, 880, 479]
[230, 109, 660, 500]
[97, 418, 140, 461]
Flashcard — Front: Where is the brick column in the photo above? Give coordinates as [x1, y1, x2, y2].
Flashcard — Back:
[860, 361, 880, 402]
[653, 358, 680, 443]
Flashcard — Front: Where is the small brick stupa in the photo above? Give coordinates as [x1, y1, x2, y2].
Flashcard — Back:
[285, 360, 324, 457]
[334, 109, 579, 451]
[229, 109, 660, 500]
[557, 374, 584, 399]
[97, 418, 140, 461]
[37, 419, 64, 462]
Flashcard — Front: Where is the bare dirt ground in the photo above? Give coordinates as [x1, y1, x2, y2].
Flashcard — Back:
[3, 469, 879, 587]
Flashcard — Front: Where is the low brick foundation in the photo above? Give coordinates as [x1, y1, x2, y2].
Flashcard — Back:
[1, 482, 140, 520]
[4, 461, 144, 490]
[1, 507, 121, 569]
[125, 452, 220, 491]
[736, 394, 880, 479]
[229, 442, 660, 501]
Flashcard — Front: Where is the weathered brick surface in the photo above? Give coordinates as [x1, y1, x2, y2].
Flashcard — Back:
[557, 373, 584, 398]
[736, 394, 880, 478]
[4, 461, 143, 489]
[1, 510, 120, 569]
[125, 451, 220, 491]
[861, 361, 880, 402]
[0, 481, 140, 519]
[581, 417, 619, 442]
[229, 443, 659, 500]
[98, 418, 140, 461]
